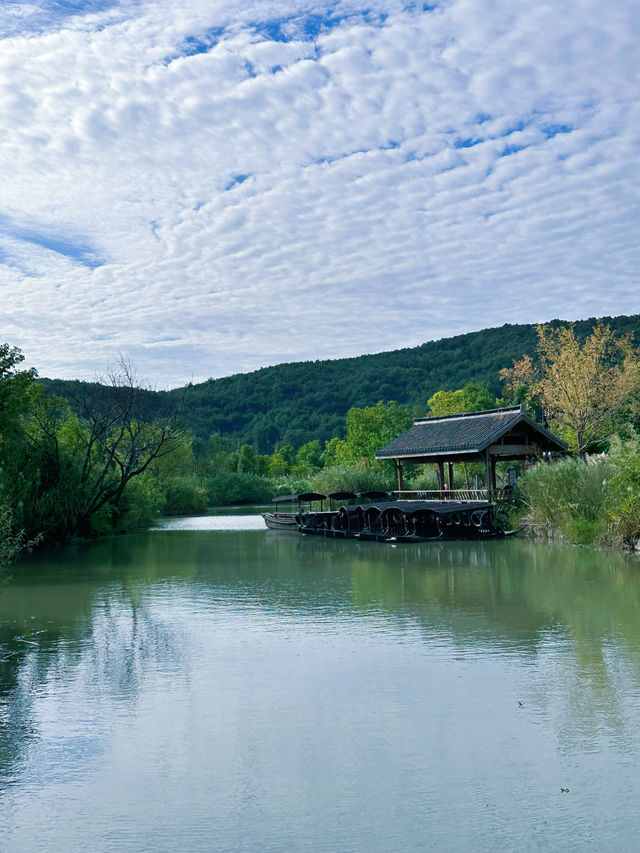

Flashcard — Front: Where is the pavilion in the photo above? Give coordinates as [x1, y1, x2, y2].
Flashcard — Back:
[375, 404, 567, 493]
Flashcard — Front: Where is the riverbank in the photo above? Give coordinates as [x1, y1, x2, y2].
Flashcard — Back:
[507, 440, 640, 551]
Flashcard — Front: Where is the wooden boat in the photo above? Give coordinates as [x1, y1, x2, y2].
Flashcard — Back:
[262, 493, 327, 531]
[262, 511, 299, 530]
[297, 499, 504, 541]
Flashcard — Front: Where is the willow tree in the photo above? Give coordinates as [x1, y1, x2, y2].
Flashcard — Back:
[500, 322, 640, 455]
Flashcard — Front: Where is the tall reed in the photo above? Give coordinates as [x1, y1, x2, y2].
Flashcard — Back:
[517, 456, 612, 545]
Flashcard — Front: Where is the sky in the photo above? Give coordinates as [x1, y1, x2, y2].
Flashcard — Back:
[1, 0, 639, 388]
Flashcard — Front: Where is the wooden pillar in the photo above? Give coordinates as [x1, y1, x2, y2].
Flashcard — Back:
[490, 456, 497, 492]
[395, 460, 404, 491]
[438, 461, 445, 491]
[484, 450, 490, 496]
[448, 462, 454, 490]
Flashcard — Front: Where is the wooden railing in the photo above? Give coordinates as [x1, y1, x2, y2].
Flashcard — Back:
[391, 489, 500, 502]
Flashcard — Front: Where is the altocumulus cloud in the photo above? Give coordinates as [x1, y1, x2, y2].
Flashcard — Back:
[1, 0, 639, 386]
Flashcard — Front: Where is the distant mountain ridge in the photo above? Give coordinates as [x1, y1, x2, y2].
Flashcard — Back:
[43, 314, 640, 452]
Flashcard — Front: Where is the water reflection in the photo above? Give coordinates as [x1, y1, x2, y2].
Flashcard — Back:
[0, 573, 189, 790]
[1, 529, 640, 851]
[153, 513, 266, 530]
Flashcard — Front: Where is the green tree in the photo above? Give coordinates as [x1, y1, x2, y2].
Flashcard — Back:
[255, 453, 270, 476]
[143, 432, 208, 517]
[267, 449, 290, 477]
[148, 431, 196, 479]
[237, 443, 258, 474]
[267, 443, 294, 476]
[293, 439, 322, 474]
[205, 433, 236, 475]
[427, 380, 497, 416]
[9, 356, 186, 540]
[321, 436, 345, 468]
[0, 344, 37, 445]
[337, 401, 411, 465]
[1, 345, 42, 557]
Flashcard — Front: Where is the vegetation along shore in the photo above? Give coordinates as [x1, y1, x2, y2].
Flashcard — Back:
[2, 313, 640, 564]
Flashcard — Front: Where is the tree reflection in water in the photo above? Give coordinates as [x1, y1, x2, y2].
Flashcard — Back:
[1, 530, 640, 790]
[0, 552, 189, 786]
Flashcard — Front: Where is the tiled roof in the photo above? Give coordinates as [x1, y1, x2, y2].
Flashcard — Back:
[375, 405, 566, 459]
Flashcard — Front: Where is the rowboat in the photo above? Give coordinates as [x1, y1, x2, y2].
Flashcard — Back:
[261, 492, 327, 531]
[262, 511, 299, 530]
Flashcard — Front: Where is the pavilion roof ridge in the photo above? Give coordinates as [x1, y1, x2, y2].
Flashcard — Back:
[413, 403, 523, 425]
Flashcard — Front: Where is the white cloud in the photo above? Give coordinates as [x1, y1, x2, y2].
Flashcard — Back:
[1, 0, 639, 386]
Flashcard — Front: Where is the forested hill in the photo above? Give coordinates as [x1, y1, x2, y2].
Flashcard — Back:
[44, 314, 640, 452]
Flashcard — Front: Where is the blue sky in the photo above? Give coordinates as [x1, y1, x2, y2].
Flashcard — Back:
[1, 0, 639, 386]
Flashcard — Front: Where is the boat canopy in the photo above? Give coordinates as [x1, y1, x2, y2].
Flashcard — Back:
[358, 491, 390, 501]
[272, 492, 328, 504]
[328, 491, 357, 502]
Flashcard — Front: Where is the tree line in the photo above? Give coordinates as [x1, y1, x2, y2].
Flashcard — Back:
[2, 315, 640, 563]
[43, 314, 640, 451]
[0, 340, 506, 562]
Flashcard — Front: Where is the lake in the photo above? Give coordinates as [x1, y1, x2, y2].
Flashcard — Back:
[1, 512, 640, 852]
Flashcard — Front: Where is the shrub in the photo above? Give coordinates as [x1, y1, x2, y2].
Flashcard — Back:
[605, 436, 640, 547]
[206, 473, 273, 506]
[517, 456, 611, 545]
[405, 466, 440, 491]
[268, 474, 311, 497]
[162, 475, 208, 514]
[309, 464, 394, 495]
[115, 474, 166, 532]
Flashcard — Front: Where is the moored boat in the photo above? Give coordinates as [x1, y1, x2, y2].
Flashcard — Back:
[262, 511, 299, 530]
[261, 493, 327, 531]
[297, 499, 502, 541]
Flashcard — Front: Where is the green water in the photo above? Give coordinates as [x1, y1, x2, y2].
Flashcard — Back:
[1, 515, 640, 852]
